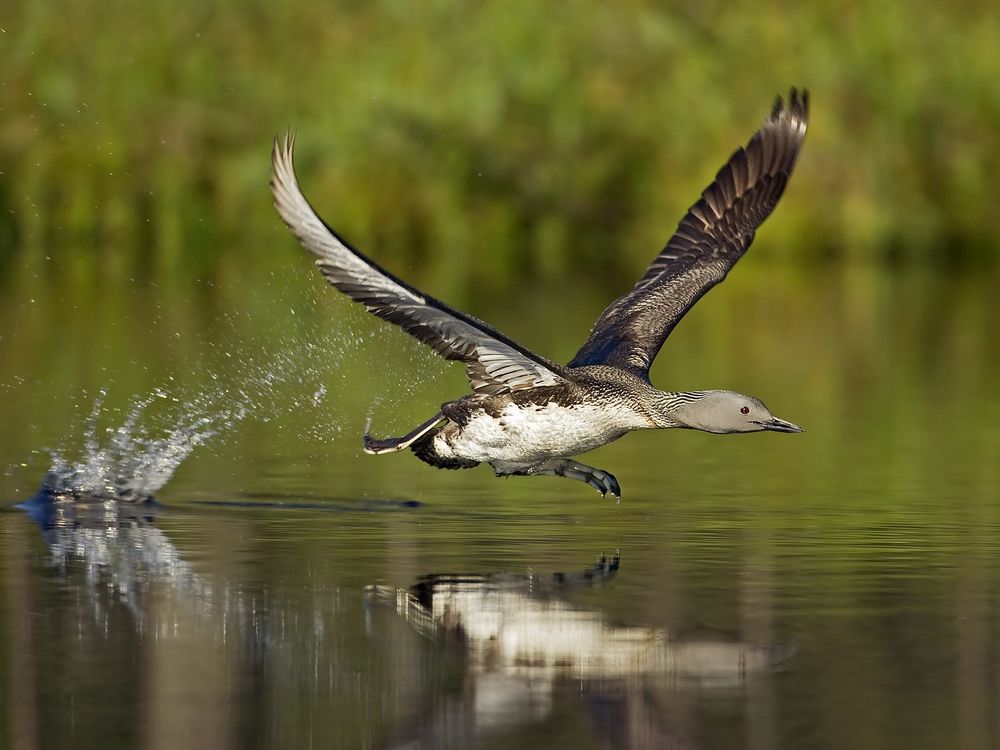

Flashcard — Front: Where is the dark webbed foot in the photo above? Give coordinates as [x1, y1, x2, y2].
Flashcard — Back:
[527, 459, 622, 501]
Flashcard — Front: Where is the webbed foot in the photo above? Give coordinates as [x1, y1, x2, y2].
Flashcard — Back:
[527, 459, 622, 502]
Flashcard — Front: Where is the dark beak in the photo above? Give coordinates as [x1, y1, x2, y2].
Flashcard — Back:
[757, 417, 804, 433]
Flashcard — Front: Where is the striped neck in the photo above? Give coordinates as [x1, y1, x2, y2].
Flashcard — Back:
[649, 390, 710, 428]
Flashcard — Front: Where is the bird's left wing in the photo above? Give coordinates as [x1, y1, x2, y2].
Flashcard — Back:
[568, 90, 809, 376]
[271, 133, 566, 395]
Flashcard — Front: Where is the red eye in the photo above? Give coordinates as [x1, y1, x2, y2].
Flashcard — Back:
[740, 406, 750, 415]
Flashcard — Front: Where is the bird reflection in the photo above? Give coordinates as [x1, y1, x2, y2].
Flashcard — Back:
[10, 498, 792, 748]
[368, 555, 794, 749]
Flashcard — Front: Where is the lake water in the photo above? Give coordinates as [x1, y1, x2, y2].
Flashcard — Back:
[1, 252, 999, 749]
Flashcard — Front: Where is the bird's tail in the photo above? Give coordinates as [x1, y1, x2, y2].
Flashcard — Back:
[363, 412, 448, 455]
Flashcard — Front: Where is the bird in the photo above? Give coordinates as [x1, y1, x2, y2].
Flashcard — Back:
[271, 89, 808, 500]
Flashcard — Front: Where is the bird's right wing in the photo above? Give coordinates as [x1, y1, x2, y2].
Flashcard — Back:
[271, 133, 567, 395]
[568, 90, 809, 375]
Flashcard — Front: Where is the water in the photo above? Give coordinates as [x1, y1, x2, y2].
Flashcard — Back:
[2, 257, 1000, 749]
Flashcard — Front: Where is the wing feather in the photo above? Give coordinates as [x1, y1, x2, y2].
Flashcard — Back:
[568, 89, 809, 375]
[271, 133, 565, 395]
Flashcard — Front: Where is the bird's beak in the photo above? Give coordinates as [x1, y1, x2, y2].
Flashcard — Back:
[757, 417, 804, 433]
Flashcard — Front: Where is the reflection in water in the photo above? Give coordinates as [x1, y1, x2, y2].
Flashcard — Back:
[8, 500, 793, 749]
[13, 496, 314, 748]
[3, 265, 999, 748]
[18, 498, 203, 633]
[368, 556, 793, 749]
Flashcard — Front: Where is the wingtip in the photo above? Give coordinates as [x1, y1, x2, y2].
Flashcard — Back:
[770, 88, 810, 130]
[271, 129, 297, 169]
[270, 128, 301, 202]
[771, 92, 785, 119]
[788, 87, 810, 123]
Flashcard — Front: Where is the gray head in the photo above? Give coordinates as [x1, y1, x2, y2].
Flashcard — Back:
[665, 390, 803, 434]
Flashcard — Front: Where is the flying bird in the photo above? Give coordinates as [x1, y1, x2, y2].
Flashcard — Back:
[271, 89, 808, 500]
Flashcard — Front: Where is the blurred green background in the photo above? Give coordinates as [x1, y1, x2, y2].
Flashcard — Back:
[2, 0, 999, 295]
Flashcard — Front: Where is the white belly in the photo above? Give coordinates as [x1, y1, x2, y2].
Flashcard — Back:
[433, 402, 638, 466]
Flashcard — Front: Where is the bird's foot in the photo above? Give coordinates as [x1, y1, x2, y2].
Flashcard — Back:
[581, 468, 621, 502]
[526, 459, 622, 502]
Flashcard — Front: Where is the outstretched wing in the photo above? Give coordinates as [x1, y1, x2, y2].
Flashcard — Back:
[568, 89, 809, 375]
[271, 133, 566, 395]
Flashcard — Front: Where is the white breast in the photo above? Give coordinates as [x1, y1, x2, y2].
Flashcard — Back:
[433, 401, 641, 466]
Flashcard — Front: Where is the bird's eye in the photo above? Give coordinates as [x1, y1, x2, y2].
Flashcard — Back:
[740, 406, 750, 415]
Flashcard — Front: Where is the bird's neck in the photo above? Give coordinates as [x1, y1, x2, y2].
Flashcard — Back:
[647, 390, 709, 429]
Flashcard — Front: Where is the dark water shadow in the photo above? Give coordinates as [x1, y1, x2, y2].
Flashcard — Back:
[193, 496, 424, 512]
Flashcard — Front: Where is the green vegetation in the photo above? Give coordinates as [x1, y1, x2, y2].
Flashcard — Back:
[2, 0, 999, 289]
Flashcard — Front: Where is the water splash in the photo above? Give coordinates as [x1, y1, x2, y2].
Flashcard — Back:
[14, 277, 455, 505]
[33, 346, 336, 503]
[312, 384, 327, 405]
[38, 387, 230, 502]
[41, 412, 204, 503]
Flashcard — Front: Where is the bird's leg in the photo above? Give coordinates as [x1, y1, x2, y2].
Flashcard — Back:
[526, 459, 621, 501]
[363, 412, 448, 455]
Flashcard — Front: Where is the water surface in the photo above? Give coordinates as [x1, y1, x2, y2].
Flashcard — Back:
[1, 255, 999, 749]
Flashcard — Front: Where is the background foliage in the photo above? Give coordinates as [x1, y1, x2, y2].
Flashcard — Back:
[2, 0, 999, 295]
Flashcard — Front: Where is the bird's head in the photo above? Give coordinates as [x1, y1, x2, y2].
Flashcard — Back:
[668, 390, 803, 434]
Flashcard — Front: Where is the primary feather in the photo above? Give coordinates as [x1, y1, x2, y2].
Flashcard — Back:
[270, 133, 566, 395]
[568, 89, 809, 375]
